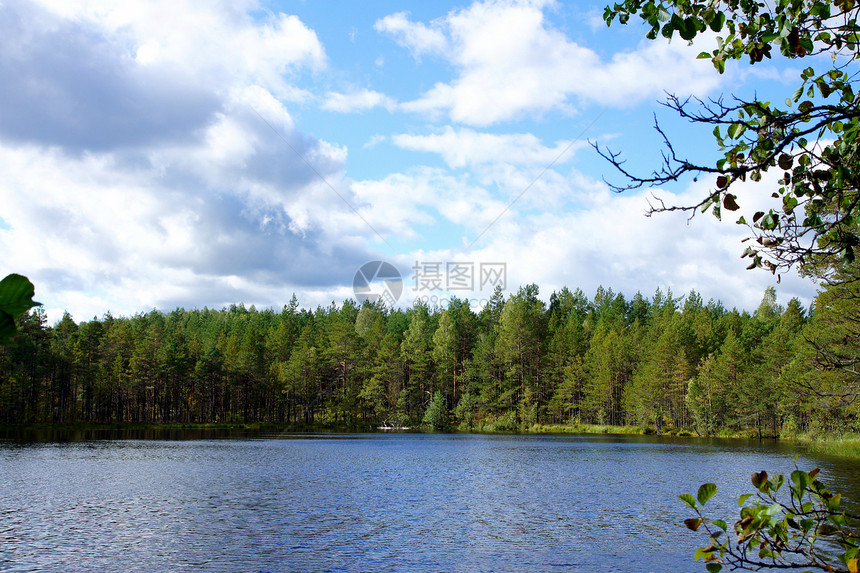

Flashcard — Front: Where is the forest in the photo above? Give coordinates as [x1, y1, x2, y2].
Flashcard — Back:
[1, 276, 857, 436]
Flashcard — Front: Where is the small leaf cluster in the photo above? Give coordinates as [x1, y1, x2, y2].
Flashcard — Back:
[681, 467, 860, 572]
[604, 0, 858, 68]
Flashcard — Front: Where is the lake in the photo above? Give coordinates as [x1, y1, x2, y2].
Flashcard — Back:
[1, 431, 858, 573]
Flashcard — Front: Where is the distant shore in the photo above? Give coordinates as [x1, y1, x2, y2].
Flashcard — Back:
[2, 421, 856, 459]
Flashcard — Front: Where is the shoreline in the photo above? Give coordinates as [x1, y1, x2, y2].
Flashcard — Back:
[1, 421, 857, 459]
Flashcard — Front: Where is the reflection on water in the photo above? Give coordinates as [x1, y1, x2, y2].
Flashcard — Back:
[0, 432, 856, 573]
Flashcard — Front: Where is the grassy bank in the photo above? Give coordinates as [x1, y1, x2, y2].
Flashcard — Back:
[784, 433, 860, 459]
[532, 424, 860, 460]
[523, 423, 658, 435]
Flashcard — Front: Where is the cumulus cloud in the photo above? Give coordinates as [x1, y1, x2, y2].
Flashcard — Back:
[0, 121, 376, 322]
[0, 1, 380, 322]
[0, 2, 218, 150]
[33, 0, 327, 95]
[378, 0, 722, 125]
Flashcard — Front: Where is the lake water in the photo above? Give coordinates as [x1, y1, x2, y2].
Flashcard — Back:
[1, 431, 858, 573]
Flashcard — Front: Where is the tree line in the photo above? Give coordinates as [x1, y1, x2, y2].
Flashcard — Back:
[0, 281, 856, 435]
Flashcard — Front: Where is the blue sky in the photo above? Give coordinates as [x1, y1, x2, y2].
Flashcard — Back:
[0, 0, 818, 322]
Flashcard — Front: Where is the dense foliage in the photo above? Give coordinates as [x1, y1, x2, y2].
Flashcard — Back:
[1, 282, 856, 434]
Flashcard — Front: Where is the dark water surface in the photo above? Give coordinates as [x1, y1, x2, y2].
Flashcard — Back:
[1, 432, 858, 573]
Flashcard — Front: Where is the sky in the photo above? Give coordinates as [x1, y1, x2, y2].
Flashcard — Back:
[0, 0, 821, 323]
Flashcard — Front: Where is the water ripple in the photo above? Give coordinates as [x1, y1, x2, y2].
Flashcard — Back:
[0, 434, 851, 572]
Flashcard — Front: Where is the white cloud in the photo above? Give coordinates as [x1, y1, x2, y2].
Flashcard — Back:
[392, 126, 587, 168]
[379, 0, 722, 125]
[351, 167, 510, 241]
[0, 124, 372, 322]
[394, 181, 816, 313]
[374, 11, 449, 59]
[32, 0, 327, 96]
[363, 134, 387, 149]
[322, 89, 398, 113]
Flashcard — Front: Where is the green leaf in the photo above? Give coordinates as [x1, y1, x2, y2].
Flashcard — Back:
[791, 469, 810, 492]
[0, 274, 40, 345]
[706, 563, 723, 573]
[709, 11, 725, 33]
[792, 86, 804, 102]
[680, 494, 697, 509]
[771, 474, 785, 492]
[678, 16, 699, 41]
[752, 471, 769, 490]
[727, 123, 738, 139]
[698, 483, 718, 506]
[810, 2, 831, 19]
[0, 274, 40, 318]
[826, 493, 842, 512]
[738, 493, 753, 506]
[685, 517, 704, 531]
[761, 213, 778, 230]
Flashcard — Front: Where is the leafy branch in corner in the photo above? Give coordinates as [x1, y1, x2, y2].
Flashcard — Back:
[598, 0, 860, 278]
[682, 467, 860, 572]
